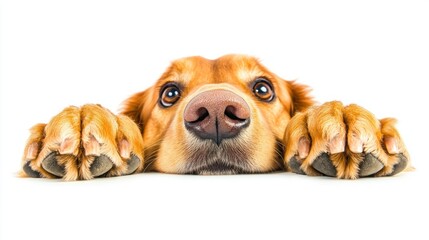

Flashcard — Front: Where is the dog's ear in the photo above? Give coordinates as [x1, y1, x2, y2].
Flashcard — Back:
[120, 88, 157, 131]
[277, 80, 314, 116]
[287, 80, 314, 114]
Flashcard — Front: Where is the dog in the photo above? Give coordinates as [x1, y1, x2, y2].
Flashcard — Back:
[20, 54, 410, 180]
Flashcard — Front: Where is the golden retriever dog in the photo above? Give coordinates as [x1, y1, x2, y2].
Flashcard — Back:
[20, 54, 410, 180]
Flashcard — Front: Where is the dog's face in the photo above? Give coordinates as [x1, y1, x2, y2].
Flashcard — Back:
[122, 55, 312, 174]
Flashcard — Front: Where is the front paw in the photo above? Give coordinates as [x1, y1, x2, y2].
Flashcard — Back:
[283, 101, 410, 179]
[21, 104, 144, 180]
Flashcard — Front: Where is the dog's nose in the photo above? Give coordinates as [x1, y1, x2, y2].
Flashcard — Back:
[184, 89, 251, 145]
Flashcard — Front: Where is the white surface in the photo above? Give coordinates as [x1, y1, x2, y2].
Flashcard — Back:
[1, 0, 428, 239]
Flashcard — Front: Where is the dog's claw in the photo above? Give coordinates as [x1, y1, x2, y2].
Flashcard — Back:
[359, 154, 384, 177]
[288, 156, 306, 175]
[388, 153, 408, 176]
[312, 153, 337, 177]
[41, 153, 65, 177]
[125, 154, 141, 175]
[23, 162, 41, 178]
[90, 155, 113, 177]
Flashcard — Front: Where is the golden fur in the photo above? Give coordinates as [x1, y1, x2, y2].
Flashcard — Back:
[20, 54, 410, 180]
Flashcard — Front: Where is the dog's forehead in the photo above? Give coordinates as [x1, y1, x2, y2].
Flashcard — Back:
[213, 55, 267, 82]
[160, 54, 268, 86]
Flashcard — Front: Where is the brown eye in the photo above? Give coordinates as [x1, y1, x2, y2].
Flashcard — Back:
[160, 84, 181, 107]
[253, 78, 274, 102]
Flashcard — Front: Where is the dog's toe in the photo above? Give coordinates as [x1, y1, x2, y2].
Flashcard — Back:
[124, 154, 141, 175]
[90, 155, 113, 177]
[359, 154, 384, 177]
[41, 153, 65, 177]
[388, 154, 408, 176]
[23, 162, 41, 178]
[288, 156, 306, 175]
[312, 153, 337, 177]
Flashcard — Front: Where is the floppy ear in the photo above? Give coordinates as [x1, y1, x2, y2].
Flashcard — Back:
[120, 88, 156, 131]
[287, 80, 314, 115]
[277, 79, 314, 116]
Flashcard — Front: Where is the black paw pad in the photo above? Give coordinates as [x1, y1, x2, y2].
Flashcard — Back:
[388, 154, 408, 176]
[23, 162, 41, 178]
[41, 152, 65, 177]
[90, 155, 113, 177]
[124, 154, 141, 175]
[312, 153, 337, 177]
[359, 154, 384, 177]
[288, 156, 306, 175]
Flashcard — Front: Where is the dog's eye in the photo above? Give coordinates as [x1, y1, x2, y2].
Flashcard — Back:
[253, 79, 274, 102]
[160, 85, 181, 107]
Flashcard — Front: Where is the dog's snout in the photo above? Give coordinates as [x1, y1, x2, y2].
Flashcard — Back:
[184, 89, 250, 145]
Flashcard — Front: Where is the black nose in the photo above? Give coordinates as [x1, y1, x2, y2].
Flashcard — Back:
[184, 89, 250, 145]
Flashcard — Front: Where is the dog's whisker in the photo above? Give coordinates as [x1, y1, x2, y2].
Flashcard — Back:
[143, 158, 155, 172]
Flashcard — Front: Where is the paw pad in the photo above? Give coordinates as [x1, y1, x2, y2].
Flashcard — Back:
[90, 155, 114, 177]
[388, 154, 408, 176]
[359, 154, 383, 177]
[23, 162, 41, 178]
[124, 154, 141, 175]
[41, 152, 65, 177]
[312, 153, 337, 177]
[288, 156, 306, 175]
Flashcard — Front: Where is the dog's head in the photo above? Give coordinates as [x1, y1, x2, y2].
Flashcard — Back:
[122, 54, 313, 174]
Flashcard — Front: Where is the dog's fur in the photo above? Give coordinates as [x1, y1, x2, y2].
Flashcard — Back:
[20, 54, 410, 180]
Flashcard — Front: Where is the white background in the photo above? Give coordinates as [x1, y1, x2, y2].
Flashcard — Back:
[1, 0, 428, 239]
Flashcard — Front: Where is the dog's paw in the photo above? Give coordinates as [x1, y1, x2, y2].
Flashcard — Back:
[20, 104, 144, 180]
[283, 101, 410, 179]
